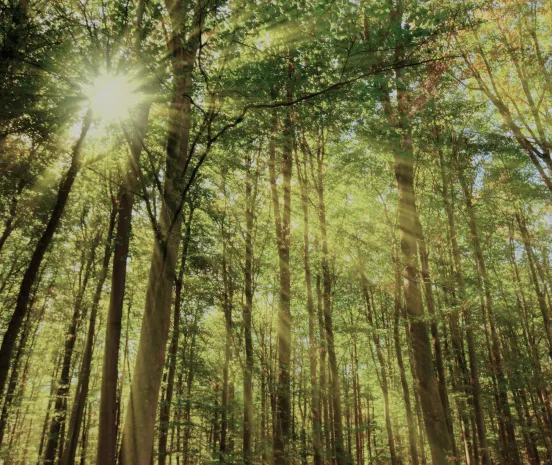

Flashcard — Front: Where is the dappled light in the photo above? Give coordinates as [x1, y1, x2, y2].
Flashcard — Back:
[0, 1, 551, 465]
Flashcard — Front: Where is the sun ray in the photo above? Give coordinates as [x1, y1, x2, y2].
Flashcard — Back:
[86, 74, 138, 121]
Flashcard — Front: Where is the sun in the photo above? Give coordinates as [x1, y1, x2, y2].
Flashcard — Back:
[87, 74, 138, 120]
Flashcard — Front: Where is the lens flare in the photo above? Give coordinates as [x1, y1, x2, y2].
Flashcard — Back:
[87, 74, 137, 120]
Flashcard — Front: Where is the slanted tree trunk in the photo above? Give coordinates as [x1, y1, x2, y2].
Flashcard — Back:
[515, 211, 552, 359]
[457, 157, 520, 464]
[96, 2, 151, 462]
[268, 103, 293, 465]
[61, 205, 116, 465]
[96, 3, 151, 455]
[242, 151, 257, 465]
[118, 3, 203, 464]
[38, 354, 62, 464]
[158, 206, 193, 465]
[97, 103, 150, 465]
[0, 291, 44, 447]
[391, 44, 451, 465]
[311, 134, 347, 465]
[296, 141, 322, 465]
[0, 178, 25, 256]
[43, 236, 97, 465]
[360, 273, 398, 465]
[392, 245, 420, 465]
[0, 110, 92, 398]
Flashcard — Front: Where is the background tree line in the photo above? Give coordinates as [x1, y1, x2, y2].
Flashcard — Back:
[0, 0, 551, 465]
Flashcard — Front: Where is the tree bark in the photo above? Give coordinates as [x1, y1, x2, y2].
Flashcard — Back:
[515, 211, 552, 359]
[118, 2, 203, 463]
[0, 292, 44, 447]
[392, 247, 420, 465]
[219, 190, 234, 461]
[360, 274, 398, 465]
[43, 236, 96, 465]
[392, 63, 451, 464]
[457, 159, 520, 464]
[97, 103, 150, 465]
[61, 206, 116, 465]
[313, 137, 347, 465]
[158, 206, 193, 465]
[243, 152, 256, 465]
[296, 143, 322, 465]
[438, 147, 490, 465]
[0, 110, 92, 398]
[268, 106, 293, 465]
[0, 178, 25, 256]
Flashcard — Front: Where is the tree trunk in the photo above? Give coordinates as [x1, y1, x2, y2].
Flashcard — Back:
[268, 107, 293, 465]
[515, 211, 552, 359]
[38, 354, 62, 465]
[392, 68, 451, 464]
[360, 274, 398, 465]
[61, 206, 116, 465]
[0, 178, 25, 256]
[457, 159, 520, 464]
[438, 147, 490, 465]
[317, 275, 331, 465]
[219, 201, 234, 461]
[0, 111, 92, 398]
[0, 293, 44, 447]
[313, 137, 347, 465]
[415, 216, 455, 452]
[119, 3, 203, 463]
[43, 236, 96, 465]
[392, 247, 420, 465]
[97, 103, 150, 465]
[159, 207, 193, 465]
[242, 152, 257, 465]
[296, 144, 322, 465]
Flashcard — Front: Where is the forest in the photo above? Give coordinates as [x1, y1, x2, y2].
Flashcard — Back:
[1, 0, 551, 464]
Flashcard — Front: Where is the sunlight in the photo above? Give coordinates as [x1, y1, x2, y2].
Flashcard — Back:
[86, 74, 137, 120]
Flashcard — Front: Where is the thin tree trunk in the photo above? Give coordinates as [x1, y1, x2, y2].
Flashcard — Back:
[457, 159, 520, 464]
[43, 237, 96, 465]
[243, 153, 256, 465]
[0, 111, 92, 398]
[352, 337, 363, 465]
[61, 206, 116, 465]
[515, 211, 552, 358]
[438, 147, 489, 465]
[0, 288, 43, 447]
[219, 202, 234, 461]
[317, 275, 331, 465]
[0, 178, 25, 256]
[159, 207, 193, 465]
[392, 247, 420, 465]
[97, 103, 150, 465]
[182, 310, 199, 465]
[360, 275, 398, 465]
[296, 142, 322, 465]
[268, 106, 293, 465]
[38, 354, 62, 465]
[313, 136, 347, 465]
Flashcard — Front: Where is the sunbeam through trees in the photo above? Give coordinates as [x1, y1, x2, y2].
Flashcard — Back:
[0, 1, 551, 465]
